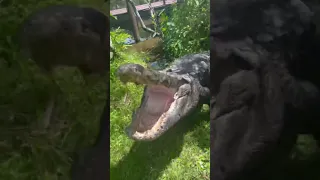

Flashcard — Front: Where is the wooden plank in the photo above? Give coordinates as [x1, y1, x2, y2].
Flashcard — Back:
[110, 0, 177, 15]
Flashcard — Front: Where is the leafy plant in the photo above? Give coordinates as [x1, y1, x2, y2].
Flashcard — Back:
[110, 28, 132, 60]
[160, 0, 210, 61]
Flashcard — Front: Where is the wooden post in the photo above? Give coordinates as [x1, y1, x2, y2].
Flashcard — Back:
[126, 0, 140, 43]
[163, 0, 166, 5]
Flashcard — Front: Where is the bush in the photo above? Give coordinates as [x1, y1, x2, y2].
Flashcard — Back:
[110, 28, 132, 60]
[161, 0, 210, 60]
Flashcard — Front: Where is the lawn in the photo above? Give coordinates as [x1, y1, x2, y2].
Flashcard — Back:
[109, 51, 210, 180]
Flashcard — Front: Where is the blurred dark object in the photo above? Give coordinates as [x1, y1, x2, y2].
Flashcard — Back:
[18, 5, 109, 129]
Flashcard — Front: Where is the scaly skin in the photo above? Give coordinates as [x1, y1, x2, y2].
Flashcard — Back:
[117, 64, 189, 88]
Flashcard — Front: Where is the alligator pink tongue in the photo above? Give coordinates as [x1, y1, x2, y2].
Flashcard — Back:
[137, 86, 174, 132]
[146, 93, 170, 115]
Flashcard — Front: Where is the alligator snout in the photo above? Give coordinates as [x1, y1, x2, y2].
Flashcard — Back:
[116, 63, 145, 84]
[116, 63, 189, 88]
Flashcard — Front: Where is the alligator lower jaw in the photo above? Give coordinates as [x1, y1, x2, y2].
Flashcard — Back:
[126, 85, 185, 141]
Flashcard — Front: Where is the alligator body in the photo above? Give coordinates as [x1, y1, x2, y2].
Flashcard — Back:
[117, 52, 210, 141]
[211, 0, 320, 179]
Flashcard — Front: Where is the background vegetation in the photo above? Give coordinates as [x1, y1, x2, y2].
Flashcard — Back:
[0, 0, 108, 179]
[110, 0, 210, 179]
[161, 0, 209, 60]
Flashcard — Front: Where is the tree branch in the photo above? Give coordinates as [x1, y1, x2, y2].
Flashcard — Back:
[127, 0, 160, 37]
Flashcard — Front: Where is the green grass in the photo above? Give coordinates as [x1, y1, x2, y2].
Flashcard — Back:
[110, 52, 210, 180]
[0, 51, 107, 179]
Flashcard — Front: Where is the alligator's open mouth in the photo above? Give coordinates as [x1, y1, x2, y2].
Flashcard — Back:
[132, 85, 175, 133]
[117, 63, 199, 141]
[126, 82, 194, 141]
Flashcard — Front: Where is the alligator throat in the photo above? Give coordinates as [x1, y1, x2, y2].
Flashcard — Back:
[135, 85, 175, 132]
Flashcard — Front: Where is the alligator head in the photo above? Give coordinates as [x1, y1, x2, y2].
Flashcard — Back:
[117, 53, 210, 141]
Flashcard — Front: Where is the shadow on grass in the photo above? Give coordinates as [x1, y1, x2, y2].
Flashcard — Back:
[110, 107, 210, 180]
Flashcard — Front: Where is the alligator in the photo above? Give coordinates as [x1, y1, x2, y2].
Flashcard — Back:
[211, 0, 320, 179]
[116, 52, 210, 141]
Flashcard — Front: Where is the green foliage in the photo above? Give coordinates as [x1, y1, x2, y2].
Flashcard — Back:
[110, 13, 118, 19]
[161, 0, 210, 60]
[110, 28, 132, 59]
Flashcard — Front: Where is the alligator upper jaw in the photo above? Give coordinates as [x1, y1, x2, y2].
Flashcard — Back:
[126, 83, 196, 141]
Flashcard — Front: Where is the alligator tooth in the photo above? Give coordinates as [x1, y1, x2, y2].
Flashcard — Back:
[174, 93, 179, 100]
